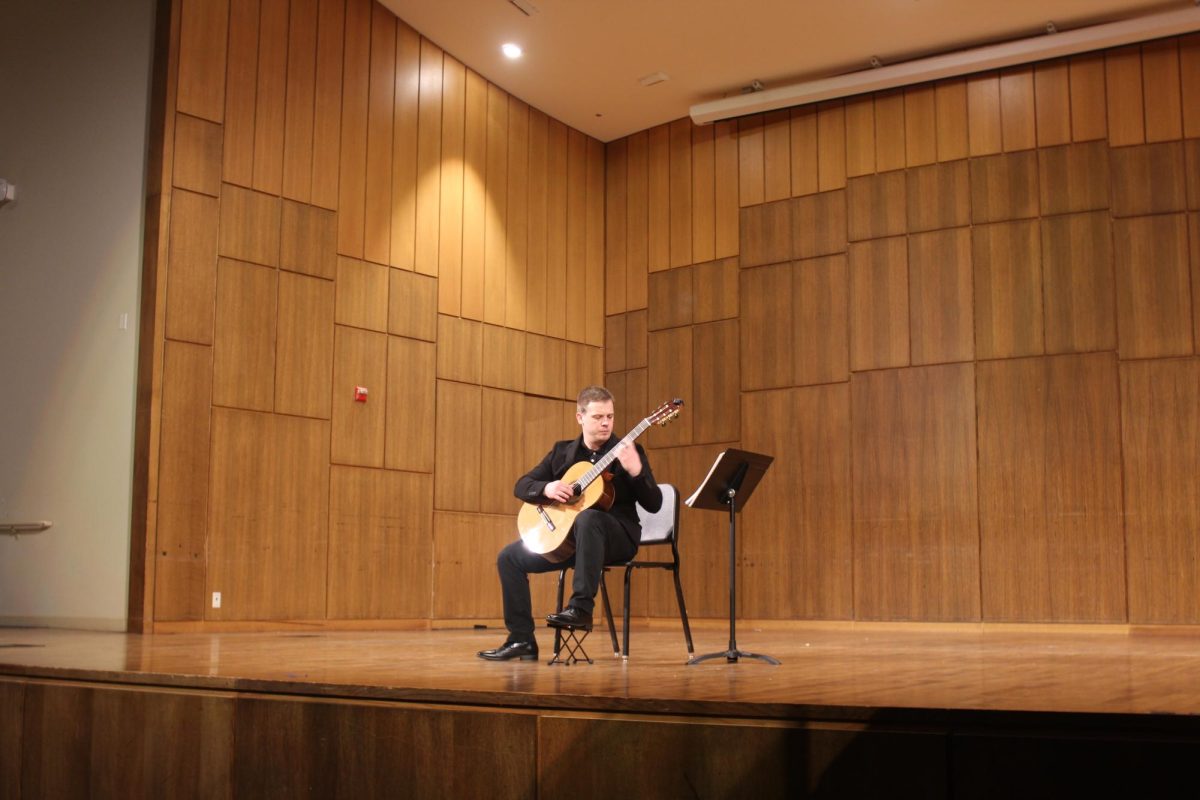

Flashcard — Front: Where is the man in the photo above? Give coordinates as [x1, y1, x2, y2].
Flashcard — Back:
[478, 385, 662, 661]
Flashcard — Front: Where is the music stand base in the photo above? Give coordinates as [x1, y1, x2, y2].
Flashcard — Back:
[688, 649, 780, 666]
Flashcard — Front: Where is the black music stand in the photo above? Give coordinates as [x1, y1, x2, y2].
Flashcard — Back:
[684, 448, 778, 665]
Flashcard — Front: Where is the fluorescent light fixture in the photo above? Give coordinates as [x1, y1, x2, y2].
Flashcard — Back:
[501, 42, 523, 59]
[690, 5, 1200, 125]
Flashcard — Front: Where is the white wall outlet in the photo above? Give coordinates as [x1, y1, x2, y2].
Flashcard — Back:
[212, 591, 221, 608]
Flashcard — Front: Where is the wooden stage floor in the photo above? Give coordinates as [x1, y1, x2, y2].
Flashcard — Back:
[5, 620, 1200, 723]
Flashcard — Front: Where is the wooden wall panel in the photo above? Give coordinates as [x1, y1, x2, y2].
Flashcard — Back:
[434, 380, 482, 512]
[565, 129, 587, 341]
[605, 315, 627, 374]
[218, 183, 281, 267]
[740, 262, 793, 391]
[165, 189, 219, 344]
[389, 22, 419, 267]
[362, 5, 396, 265]
[208, 408, 329, 619]
[693, 257, 739, 323]
[479, 389, 527, 514]
[738, 114, 764, 206]
[586, 138, 606, 346]
[795, 254, 849, 385]
[336, 0, 370, 258]
[414, 38, 443, 276]
[669, 118, 694, 265]
[1106, 45, 1145, 146]
[647, 123, 671, 271]
[817, 100, 847, 191]
[999, 66, 1036, 152]
[1041, 211, 1116, 354]
[385, 336, 435, 472]
[742, 385, 853, 618]
[691, 124, 715, 264]
[526, 109, 549, 330]
[1034, 60, 1071, 147]
[1189, 140, 1200, 210]
[647, 266, 693, 332]
[874, 90, 906, 172]
[250, 0, 288, 195]
[1069, 53, 1107, 142]
[978, 354, 1125, 622]
[646, 327, 694, 448]
[388, 267, 437, 342]
[1184, 34, 1200, 137]
[481, 324, 526, 393]
[909, 228, 973, 365]
[280, 200, 337, 279]
[934, 78, 969, 162]
[508, 99, 531, 331]
[331, 325, 387, 467]
[546, 120, 568, 336]
[173, 113, 223, 196]
[1113, 214, 1193, 359]
[310, 0, 345, 210]
[1122, 358, 1200, 623]
[972, 220, 1043, 360]
[328, 466, 433, 618]
[483, 84, 509, 327]
[564, 342, 603, 400]
[844, 95, 875, 177]
[1110, 141, 1186, 217]
[626, 130, 649, 309]
[793, 190, 846, 260]
[1193, 213, 1200, 349]
[1141, 39, 1183, 143]
[222, 0, 259, 187]
[904, 85, 937, 167]
[155, 341, 213, 621]
[852, 364, 980, 621]
[763, 109, 791, 202]
[0, 680, 21, 796]
[280, 0, 317, 203]
[692, 319, 739, 444]
[1038, 141, 1110, 216]
[713, 120, 740, 258]
[176, 0, 229, 122]
[740, 199, 793, 267]
[460, 69, 487, 318]
[967, 72, 1002, 156]
[212, 259, 276, 411]
[525, 334, 566, 400]
[847, 171, 906, 241]
[626, 309, 648, 369]
[433, 511, 517, 618]
[435, 314, 482, 385]
[907, 160, 970, 233]
[605, 139, 628, 315]
[849, 237, 909, 371]
[334, 255, 388, 332]
[969, 151, 1039, 224]
[276, 271, 334, 419]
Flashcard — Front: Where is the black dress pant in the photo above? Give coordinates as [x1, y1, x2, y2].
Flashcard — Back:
[497, 509, 638, 642]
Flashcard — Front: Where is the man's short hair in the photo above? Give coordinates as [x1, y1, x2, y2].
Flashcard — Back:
[576, 385, 614, 412]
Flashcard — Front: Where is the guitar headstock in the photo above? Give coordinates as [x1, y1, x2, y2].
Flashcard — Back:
[647, 398, 684, 427]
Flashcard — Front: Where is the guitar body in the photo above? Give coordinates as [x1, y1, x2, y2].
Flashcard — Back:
[517, 461, 614, 562]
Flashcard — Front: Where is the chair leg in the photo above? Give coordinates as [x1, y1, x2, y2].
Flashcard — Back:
[553, 568, 566, 658]
[599, 574, 619, 656]
[623, 565, 633, 658]
[672, 566, 694, 655]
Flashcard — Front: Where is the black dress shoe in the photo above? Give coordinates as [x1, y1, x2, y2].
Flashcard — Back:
[477, 641, 539, 661]
[546, 607, 593, 630]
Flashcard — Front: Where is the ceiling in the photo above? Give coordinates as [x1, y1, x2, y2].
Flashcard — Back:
[382, 0, 1187, 142]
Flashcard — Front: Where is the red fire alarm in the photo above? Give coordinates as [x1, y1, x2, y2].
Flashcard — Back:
[354, 386, 369, 403]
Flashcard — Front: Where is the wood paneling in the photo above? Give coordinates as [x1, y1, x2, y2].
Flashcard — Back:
[173, 113, 222, 196]
[328, 466, 433, 618]
[362, 5, 396, 265]
[789, 106, 818, 197]
[1038, 141, 1110, 216]
[481, 324, 526, 392]
[336, 0, 370, 258]
[1141, 39, 1183, 143]
[588, 137, 607, 345]
[165, 189, 219, 344]
[740, 262, 793, 391]
[606, 139, 628, 316]
[999, 66, 1036, 152]
[978, 354, 1125, 622]
[435, 57, 465, 316]
[904, 85, 937, 167]
[434, 380, 482, 512]
[390, 22, 420, 267]
[817, 100, 847, 191]
[874, 90, 906, 172]
[176, 0, 229, 122]
[331, 325, 387, 467]
[483, 84, 509, 327]
[155, 341, 213, 621]
[970, 150, 1039, 224]
[626, 309, 648, 369]
[276, 271, 334, 419]
[525, 334, 566, 400]
[907, 160, 970, 233]
[935, 79, 969, 162]
[479, 389, 527, 514]
[605, 314, 627, 373]
[510, 100, 533, 331]
[433, 511, 520, 618]
[526, 110, 549, 330]
[1069, 53, 1107, 142]
[1106, 45, 1145, 146]
[460, 69, 486, 316]
[741, 385, 852, 618]
[1188, 139, 1200, 210]
[647, 265, 693, 331]
[280, 0, 318, 203]
[1041, 211, 1116, 354]
[435, 314, 481, 385]
[564, 341, 603, 400]
[793, 190, 847, 259]
[414, 38, 443, 276]
[740, 199, 793, 268]
[212, 258, 276, 411]
[280, 200, 337, 279]
[626, 131, 649, 309]
[967, 72, 1002, 156]
[546, 120, 568, 336]
[795, 253, 849, 385]
[852, 363, 980, 621]
[669, 118, 694, 265]
[208, 408, 329, 619]
[221, 0, 258, 187]
[909, 228, 973, 365]
[1110, 141, 1186, 217]
[691, 124, 715, 264]
[693, 257, 739, 323]
[692, 319, 739, 444]
[334, 255, 388, 332]
[972, 220, 1044, 360]
[763, 109, 792, 202]
[1034, 60, 1071, 148]
[713, 120, 740, 258]
[1122, 358, 1200, 623]
[1184, 34, 1200, 138]
[847, 171, 907, 241]
[0, 681, 20, 796]
[1114, 214, 1193, 359]
[849, 237, 909, 371]
[565, 129, 588, 341]
[844, 95, 875, 177]
[646, 327, 693, 448]
[250, 0, 288, 195]
[647, 123, 670, 271]
[385, 335, 435, 472]
[310, 0, 345, 210]
[388, 267, 437, 342]
[738, 114, 764, 206]
[218, 184, 280, 267]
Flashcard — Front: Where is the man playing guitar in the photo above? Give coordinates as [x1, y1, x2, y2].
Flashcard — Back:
[477, 385, 663, 662]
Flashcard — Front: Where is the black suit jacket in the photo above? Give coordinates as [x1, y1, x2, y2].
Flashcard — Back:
[513, 435, 662, 544]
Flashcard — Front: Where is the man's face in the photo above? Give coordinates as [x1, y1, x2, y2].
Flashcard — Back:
[577, 400, 615, 446]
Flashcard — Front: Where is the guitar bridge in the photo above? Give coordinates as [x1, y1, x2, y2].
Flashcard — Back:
[537, 506, 556, 531]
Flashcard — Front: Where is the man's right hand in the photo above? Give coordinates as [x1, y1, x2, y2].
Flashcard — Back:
[543, 480, 575, 503]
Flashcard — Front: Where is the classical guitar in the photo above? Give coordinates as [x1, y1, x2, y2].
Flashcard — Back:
[517, 398, 684, 562]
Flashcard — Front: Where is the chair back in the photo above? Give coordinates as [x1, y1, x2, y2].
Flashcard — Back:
[636, 483, 678, 545]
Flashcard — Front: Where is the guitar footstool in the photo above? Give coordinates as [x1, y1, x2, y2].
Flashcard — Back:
[548, 623, 593, 666]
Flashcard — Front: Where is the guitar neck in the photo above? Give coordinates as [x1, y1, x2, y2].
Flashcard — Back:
[575, 417, 653, 490]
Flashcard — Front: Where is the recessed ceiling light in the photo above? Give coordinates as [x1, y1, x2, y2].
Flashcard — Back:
[501, 42, 523, 59]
